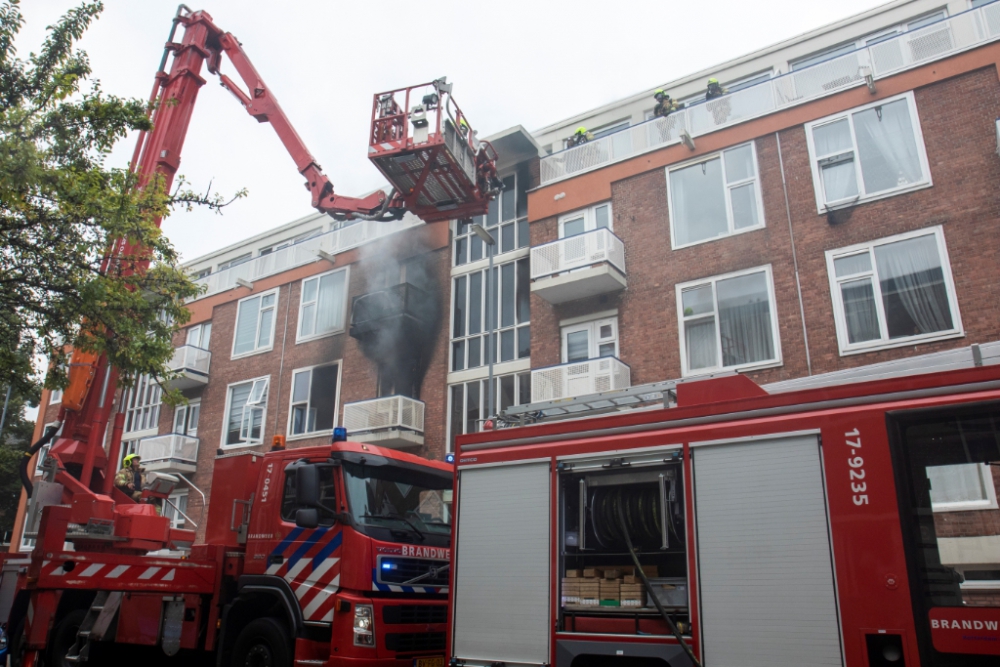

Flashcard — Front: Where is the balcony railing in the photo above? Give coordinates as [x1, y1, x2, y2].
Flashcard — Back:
[540, 4, 1000, 184]
[531, 357, 631, 403]
[343, 396, 425, 434]
[349, 282, 433, 339]
[137, 433, 199, 473]
[164, 345, 211, 390]
[531, 228, 625, 280]
[191, 216, 422, 300]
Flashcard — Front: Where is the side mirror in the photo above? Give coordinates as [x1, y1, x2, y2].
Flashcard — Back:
[295, 464, 320, 507]
[295, 507, 319, 529]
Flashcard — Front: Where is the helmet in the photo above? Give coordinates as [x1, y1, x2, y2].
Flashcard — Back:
[708, 78, 720, 85]
[123, 453, 140, 465]
[654, 89, 666, 100]
[459, 117, 469, 127]
[576, 126, 587, 135]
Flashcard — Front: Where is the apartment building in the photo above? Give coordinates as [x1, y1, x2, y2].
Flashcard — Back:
[16, 0, 1000, 604]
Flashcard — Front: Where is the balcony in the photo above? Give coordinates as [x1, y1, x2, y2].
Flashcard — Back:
[137, 434, 198, 475]
[539, 4, 1000, 185]
[530, 229, 626, 304]
[163, 345, 211, 390]
[343, 396, 425, 449]
[532, 357, 631, 404]
[349, 282, 433, 340]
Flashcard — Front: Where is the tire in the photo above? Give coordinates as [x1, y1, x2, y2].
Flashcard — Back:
[8, 618, 26, 667]
[47, 609, 86, 667]
[231, 617, 292, 667]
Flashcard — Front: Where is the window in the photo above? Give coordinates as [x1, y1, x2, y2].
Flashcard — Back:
[972, 0, 996, 8]
[453, 171, 529, 266]
[825, 227, 961, 354]
[281, 465, 338, 525]
[559, 202, 612, 238]
[287, 363, 341, 438]
[49, 388, 63, 404]
[218, 253, 252, 271]
[927, 463, 998, 512]
[186, 322, 212, 350]
[297, 268, 348, 342]
[451, 258, 530, 371]
[173, 401, 200, 437]
[192, 267, 212, 280]
[677, 266, 781, 376]
[162, 491, 189, 529]
[562, 318, 618, 362]
[667, 143, 764, 248]
[224, 377, 269, 447]
[806, 93, 930, 209]
[448, 372, 532, 449]
[124, 375, 161, 436]
[232, 290, 278, 357]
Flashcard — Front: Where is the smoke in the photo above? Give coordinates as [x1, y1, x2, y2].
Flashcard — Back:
[353, 218, 442, 400]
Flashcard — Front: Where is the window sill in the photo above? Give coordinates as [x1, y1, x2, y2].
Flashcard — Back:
[448, 357, 531, 385]
[124, 427, 159, 441]
[285, 431, 333, 443]
[220, 441, 264, 451]
[932, 499, 999, 513]
[295, 328, 346, 345]
[838, 330, 964, 357]
[681, 358, 782, 379]
[670, 222, 766, 251]
[816, 180, 932, 214]
[230, 346, 275, 361]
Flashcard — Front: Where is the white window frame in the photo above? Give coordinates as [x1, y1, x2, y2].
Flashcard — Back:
[825, 226, 962, 355]
[558, 202, 613, 238]
[296, 267, 350, 343]
[447, 371, 533, 451]
[805, 92, 931, 213]
[123, 374, 161, 439]
[286, 362, 343, 441]
[221, 376, 270, 449]
[231, 288, 279, 359]
[665, 142, 766, 250]
[49, 388, 63, 404]
[163, 489, 190, 529]
[173, 400, 200, 437]
[929, 463, 999, 512]
[561, 317, 619, 362]
[186, 322, 212, 350]
[675, 264, 782, 377]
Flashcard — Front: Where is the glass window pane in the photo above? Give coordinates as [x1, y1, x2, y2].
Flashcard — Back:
[595, 205, 610, 229]
[469, 272, 482, 335]
[812, 119, 853, 156]
[598, 342, 615, 357]
[927, 464, 987, 504]
[724, 144, 755, 183]
[315, 271, 346, 334]
[599, 324, 612, 339]
[500, 329, 515, 362]
[302, 278, 318, 304]
[517, 258, 530, 324]
[716, 272, 774, 366]
[173, 408, 185, 434]
[517, 219, 529, 249]
[487, 197, 499, 227]
[834, 252, 872, 277]
[457, 219, 471, 236]
[854, 99, 922, 194]
[257, 308, 274, 348]
[466, 381, 480, 434]
[227, 382, 252, 444]
[682, 284, 714, 317]
[292, 405, 306, 435]
[518, 372, 531, 405]
[189, 404, 200, 434]
[501, 176, 516, 221]
[730, 183, 759, 230]
[450, 385, 464, 445]
[453, 276, 466, 338]
[501, 263, 515, 328]
[516, 173, 528, 218]
[685, 319, 717, 370]
[518, 325, 530, 359]
[300, 304, 315, 337]
[310, 364, 339, 431]
[292, 370, 310, 403]
[840, 279, 881, 344]
[470, 234, 482, 262]
[455, 237, 468, 266]
[501, 222, 514, 253]
[563, 217, 586, 238]
[566, 331, 589, 362]
[234, 297, 261, 355]
[874, 234, 953, 338]
[821, 160, 859, 202]
[468, 336, 481, 368]
[500, 375, 515, 413]
[669, 158, 728, 246]
[262, 294, 275, 308]
[452, 341, 465, 371]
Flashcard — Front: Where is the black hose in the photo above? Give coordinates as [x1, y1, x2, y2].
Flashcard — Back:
[615, 501, 702, 667]
[20, 424, 59, 498]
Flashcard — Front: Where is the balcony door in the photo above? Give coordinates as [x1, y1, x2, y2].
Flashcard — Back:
[561, 318, 618, 363]
[173, 401, 200, 437]
[186, 322, 212, 350]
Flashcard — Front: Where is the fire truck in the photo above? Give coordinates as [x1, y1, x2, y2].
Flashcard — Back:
[6, 5, 496, 667]
[448, 343, 1000, 667]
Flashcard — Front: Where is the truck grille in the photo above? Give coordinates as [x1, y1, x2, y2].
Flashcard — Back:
[385, 631, 446, 652]
[378, 557, 450, 587]
[383, 605, 448, 625]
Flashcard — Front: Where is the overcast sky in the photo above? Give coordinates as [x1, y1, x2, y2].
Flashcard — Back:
[18, 0, 890, 263]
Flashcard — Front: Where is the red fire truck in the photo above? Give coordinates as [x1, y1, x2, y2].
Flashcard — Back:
[448, 344, 1000, 667]
[5, 5, 495, 667]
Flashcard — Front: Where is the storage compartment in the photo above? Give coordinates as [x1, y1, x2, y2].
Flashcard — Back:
[558, 456, 689, 635]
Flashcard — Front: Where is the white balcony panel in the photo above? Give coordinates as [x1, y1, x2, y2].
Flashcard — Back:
[531, 357, 631, 403]
[344, 395, 425, 450]
[164, 345, 211, 390]
[530, 229, 626, 304]
[137, 434, 198, 474]
[539, 7, 1000, 185]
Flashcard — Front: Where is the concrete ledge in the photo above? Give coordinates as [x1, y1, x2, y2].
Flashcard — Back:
[531, 263, 626, 304]
[350, 429, 424, 450]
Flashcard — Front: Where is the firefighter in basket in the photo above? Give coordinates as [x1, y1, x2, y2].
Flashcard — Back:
[114, 453, 144, 501]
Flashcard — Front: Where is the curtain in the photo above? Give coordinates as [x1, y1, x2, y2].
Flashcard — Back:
[926, 464, 987, 504]
[874, 235, 952, 337]
[685, 319, 717, 370]
[717, 273, 774, 366]
[854, 99, 921, 194]
[841, 279, 880, 343]
[821, 160, 859, 202]
[316, 271, 346, 333]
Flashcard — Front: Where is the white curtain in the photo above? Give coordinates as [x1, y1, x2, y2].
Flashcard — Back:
[316, 271, 346, 333]
[821, 160, 859, 202]
[854, 99, 921, 194]
[927, 464, 987, 505]
[840, 279, 881, 343]
[717, 273, 774, 366]
[685, 319, 717, 370]
[874, 235, 952, 337]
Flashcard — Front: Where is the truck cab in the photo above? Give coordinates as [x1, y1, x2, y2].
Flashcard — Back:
[225, 440, 452, 667]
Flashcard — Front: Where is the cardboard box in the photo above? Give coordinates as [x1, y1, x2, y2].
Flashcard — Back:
[582, 568, 603, 578]
[565, 569, 581, 578]
[602, 568, 623, 580]
[623, 575, 639, 584]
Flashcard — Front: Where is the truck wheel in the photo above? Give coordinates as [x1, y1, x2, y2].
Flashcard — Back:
[8, 618, 26, 667]
[47, 609, 86, 667]
[231, 617, 292, 667]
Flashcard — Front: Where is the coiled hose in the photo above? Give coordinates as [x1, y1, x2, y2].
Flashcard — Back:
[616, 501, 703, 667]
[19, 423, 59, 497]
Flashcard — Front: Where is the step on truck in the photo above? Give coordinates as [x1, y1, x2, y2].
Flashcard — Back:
[447, 343, 1000, 667]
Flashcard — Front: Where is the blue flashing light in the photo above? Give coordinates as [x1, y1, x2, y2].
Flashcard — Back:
[332, 427, 348, 442]
[381, 562, 393, 570]
[445, 452, 455, 464]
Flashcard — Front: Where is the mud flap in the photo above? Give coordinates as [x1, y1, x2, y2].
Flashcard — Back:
[161, 597, 185, 656]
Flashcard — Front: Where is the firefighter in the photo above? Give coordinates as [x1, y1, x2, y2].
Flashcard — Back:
[652, 89, 680, 118]
[705, 78, 727, 100]
[567, 126, 593, 147]
[115, 453, 143, 501]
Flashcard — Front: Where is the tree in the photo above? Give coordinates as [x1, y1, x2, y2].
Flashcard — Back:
[0, 379, 38, 542]
[0, 1, 239, 403]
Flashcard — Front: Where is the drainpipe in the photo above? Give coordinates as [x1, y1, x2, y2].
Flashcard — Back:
[775, 131, 812, 376]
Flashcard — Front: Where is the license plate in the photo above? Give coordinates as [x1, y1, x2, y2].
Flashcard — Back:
[413, 658, 444, 667]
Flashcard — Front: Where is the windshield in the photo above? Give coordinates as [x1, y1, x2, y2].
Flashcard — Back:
[342, 461, 452, 537]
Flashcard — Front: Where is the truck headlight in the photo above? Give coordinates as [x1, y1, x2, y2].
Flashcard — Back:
[353, 604, 375, 646]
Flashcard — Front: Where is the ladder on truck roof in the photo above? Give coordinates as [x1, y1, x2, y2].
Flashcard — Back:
[500, 342, 1000, 425]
